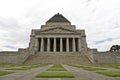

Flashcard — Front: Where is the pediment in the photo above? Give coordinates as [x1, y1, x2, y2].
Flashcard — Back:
[40, 27, 78, 34]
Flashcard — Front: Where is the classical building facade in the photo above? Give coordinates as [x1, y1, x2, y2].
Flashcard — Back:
[0, 13, 120, 64]
[29, 13, 87, 54]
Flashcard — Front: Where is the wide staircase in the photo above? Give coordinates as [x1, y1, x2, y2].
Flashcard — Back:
[24, 52, 91, 64]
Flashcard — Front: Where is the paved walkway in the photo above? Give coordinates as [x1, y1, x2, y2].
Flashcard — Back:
[0, 65, 120, 80]
[0, 65, 52, 80]
[63, 65, 120, 80]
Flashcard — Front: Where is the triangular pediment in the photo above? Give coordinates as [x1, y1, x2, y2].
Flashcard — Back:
[40, 27, 78, 34]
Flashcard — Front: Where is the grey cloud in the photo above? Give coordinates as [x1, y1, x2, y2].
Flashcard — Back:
[0, 17, 29, 51]
[0, 0, 120, 51]
[3, 45, 17, 49]
[95, 38, 112, 44]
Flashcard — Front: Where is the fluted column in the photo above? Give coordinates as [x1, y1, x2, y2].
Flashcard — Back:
[78, 38, 82, 52]
[54, 38, 56, 52]
[73, 38, 76, 52]
[47, 38, 50, 52]
[41, 37, 44, 52]
[60, 38, 63, 52]
[66, 38, 69, 52]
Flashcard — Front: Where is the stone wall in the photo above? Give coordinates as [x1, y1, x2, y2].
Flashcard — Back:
[93, 52, 120, 63]
[17, 48, 30, 63]
[0, 51, 19, 63]
[0, 48, 29, 64]
[86, 49, 97, 63]
[0, 48, 120, 64]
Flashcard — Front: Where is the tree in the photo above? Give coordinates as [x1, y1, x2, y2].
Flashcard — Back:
[109, 45, 120, 52]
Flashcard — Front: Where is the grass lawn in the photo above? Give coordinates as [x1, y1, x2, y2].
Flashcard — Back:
[88, 64, 120, 68]
[6, 64, 47, 70]
[47, 64, 67, 71]
[47, 68, 67, 71]
[6, 66, 33, 70]
[51, 64, 64, 68]
[83, 67, 106, 71]
[0, 71, 13, 76]
[69, 64, 106, 71]
[0, 63, 25, 68]
[68, 64, 91, 68]
[97, 71, 120, 77]
[36, 71, 75, 78]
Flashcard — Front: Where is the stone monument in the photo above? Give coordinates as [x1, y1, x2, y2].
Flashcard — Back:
[0, 13, 120, 64]
[29, 13, 87, 54]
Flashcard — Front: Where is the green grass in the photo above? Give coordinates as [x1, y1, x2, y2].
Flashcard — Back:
[0, 71, 13, 76]
[68, 64, 91, 68]
[36, 64, 74, 78]
[51, 64, 64, 68]
[88, 64, 120, 68]
[36, 71, 75, 78]
[69, 64, 106, 71]
[47, 64, 66, 71]
[97, 71, 120, 77]
[6, 64, 47, 70]
[6, 67, 32, 70]
[83, 67, 106, 71]
[47, 68, 67, 71]
[0, 63, 25, 68]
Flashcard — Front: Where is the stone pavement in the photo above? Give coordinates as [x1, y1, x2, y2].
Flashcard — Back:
[0, 64, 120, 80]
[63, 65, 120, 80]
[0, 65, 52, 80]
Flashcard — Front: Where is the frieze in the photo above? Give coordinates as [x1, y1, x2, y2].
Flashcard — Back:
[35, 27, 81, 35]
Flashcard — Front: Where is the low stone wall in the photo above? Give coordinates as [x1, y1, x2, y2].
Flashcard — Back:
[0, 48, 30, 64]
[0, 49, 120, 64]
[86, 49, 97, 63]
[94, 52, 120, 63]
[17, 48, 30, 63]
[0, 51, 19, 63]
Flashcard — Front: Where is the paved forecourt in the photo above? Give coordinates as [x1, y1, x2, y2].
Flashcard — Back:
[0, 64, 120, 80]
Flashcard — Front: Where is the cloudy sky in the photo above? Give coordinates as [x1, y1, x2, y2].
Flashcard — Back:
[0, 0, 120, 51]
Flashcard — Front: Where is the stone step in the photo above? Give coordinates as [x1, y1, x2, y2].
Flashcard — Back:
[24, 53, 91, 64]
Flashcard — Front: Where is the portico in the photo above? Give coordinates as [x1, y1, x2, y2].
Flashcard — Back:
[36, 37, 81, 52]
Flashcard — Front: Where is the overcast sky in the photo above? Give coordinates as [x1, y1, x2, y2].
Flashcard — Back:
[0, 0, 120, 51]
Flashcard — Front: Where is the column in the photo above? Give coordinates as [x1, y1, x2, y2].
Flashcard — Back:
[35, 38, 38, 51]
[78, 38, 82, 52]
[54, 38, 56, 52]
[83, 38, 87, 49]
[38, 38, 40, 51]
[41, 37, 44, 52]
[60, 38, 63, 52]
[47, 38, 50, 52]
[73, 38, 76, 52]
[66, 38, 69, 52]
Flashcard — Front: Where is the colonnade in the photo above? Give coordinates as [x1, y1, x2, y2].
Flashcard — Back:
[36, 37, 82, 52]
